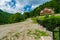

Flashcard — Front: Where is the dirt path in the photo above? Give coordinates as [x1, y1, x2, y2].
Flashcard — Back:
[0, 18, 53, 40]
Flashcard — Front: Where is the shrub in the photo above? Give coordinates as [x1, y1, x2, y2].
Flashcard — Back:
[23, 12, 30, 19]
[31, 17, 37, 23]
[54, 32, 59, 40]
[8, 13, 24, 23]
[37, 15, 60, 31]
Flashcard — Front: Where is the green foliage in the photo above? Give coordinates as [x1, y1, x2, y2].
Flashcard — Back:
[31, 17, 37, 23]
[54, 32, 59, 40]
[23, 12, 30, 19]
[54, 27, 59, 31]
[8, 12, 24, 23]
[0, 10, 31, 24]
[30, 0, 60, 15]
[54, 27, 59, 40]
[52, 0, 60, 13]
[37, 14, 60, 31]
[30, 1, 54, 17]
[0, 10, 12, 24]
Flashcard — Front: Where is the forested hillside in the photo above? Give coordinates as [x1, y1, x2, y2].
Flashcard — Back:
[0, 10, 12, 24]
[31, 0, 60, 16]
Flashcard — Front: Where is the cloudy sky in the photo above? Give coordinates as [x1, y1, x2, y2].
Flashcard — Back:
[0, 0, 50, 13]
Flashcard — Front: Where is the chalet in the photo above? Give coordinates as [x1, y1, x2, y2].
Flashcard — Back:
[40, 8, 54, 15]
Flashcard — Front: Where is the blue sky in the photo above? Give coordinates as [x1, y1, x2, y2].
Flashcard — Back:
[0, 0, 50, 13]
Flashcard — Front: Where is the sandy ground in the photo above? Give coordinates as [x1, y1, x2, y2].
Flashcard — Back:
[0, 19, 53, 40]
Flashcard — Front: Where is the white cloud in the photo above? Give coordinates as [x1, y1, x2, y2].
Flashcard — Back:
[31, 4, 40, 10]
[0, 0, 50, 13]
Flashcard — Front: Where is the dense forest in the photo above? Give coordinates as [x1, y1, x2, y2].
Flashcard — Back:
[0, 0, 60, 25]
[0, 10, 12, 24]
[31, 0, 60, 16]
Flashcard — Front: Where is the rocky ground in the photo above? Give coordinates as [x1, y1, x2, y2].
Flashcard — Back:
[0, 18, 53, 40]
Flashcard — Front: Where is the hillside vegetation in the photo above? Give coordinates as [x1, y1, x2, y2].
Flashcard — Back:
[0, 0, 60, 25]
[36, 14, 60, 31]
[0, 10, 12, 24]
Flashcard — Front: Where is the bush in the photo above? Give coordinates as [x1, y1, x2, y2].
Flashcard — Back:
[31, 17, 37, 23]
[23, 12, 30, 19]
[37, 15, 60, 31]
[54, 32, 59, 40]
[8, 13, 24, 23]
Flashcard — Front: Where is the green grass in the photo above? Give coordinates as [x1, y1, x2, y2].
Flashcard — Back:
[31, 14, 60, 24]
[38, 16, 45, 20]
[31, 17, 37, 23]
[54, 27, 59, 40]
[27, 29, 48, 39]
[38, 14, 60, 20]
[54, 27, 59, 31]
[54, 32, 59, 40]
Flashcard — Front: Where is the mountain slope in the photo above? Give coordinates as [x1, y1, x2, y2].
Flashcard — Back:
[30, 1, 53, 16]
[30, 0, 60, 17]
[0, 10, 12, 24]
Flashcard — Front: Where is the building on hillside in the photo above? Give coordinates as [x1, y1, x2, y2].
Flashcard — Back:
[40, 8, 54, 15]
